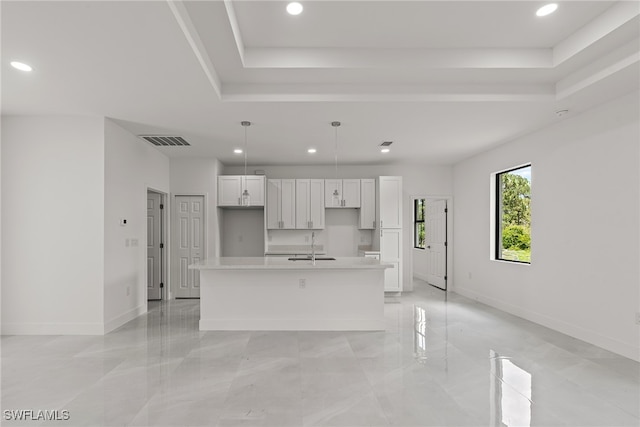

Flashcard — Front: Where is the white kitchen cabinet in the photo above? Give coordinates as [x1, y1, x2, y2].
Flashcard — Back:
[359, 178, 376, 229]
[325, 179, 361, 208]
[380, 228, 402, 292]
[218, 175, 265, 207]
[295, 179, 325, 229]
[373, 176, 403, 292]
[378, 176, 402, 228]
[267, 179, 296, 229]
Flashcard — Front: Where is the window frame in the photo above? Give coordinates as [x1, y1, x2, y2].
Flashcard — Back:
[495, 164, 531, 264]
[414, 198, 425, 249]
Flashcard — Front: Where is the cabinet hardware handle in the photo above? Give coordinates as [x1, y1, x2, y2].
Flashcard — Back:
[381, 220, 383, 228]
[310, 221, 313, 228]
[238, 197, 241, 205]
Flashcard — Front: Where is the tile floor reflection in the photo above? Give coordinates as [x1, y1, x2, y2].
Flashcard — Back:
[1, 280, 638, 426]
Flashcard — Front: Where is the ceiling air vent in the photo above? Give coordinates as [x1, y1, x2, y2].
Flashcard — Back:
[139, 135, 191, 147]
[380, 141, 393, 147]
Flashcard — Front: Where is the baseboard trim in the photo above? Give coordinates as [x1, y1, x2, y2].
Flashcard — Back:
[104, 304, 147, 334]
[413, 273, 429, 282]
[454, 286, 639, 362]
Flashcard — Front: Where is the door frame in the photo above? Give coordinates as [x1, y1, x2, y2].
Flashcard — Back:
[146, 187, 169, 301]
[409, 194, 453, 292]
[171, 193, 208, 299]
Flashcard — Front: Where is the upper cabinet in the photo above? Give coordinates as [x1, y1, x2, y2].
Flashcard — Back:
[218, 175, 265, 207]
[296, 179, 325, 229]
[325, 179, 361, 208]
[359, 179, 376, 229]
[267, 179, 296, 229]
[378, 176, 402, 228]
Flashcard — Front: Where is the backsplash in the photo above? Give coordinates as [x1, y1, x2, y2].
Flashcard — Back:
[266, 210, 372, 257]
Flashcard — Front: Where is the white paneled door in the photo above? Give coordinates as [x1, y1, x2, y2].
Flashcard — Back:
[147, 191, 163, 300]
[174, 195, 204, 298]
[425, 199, 447, 290]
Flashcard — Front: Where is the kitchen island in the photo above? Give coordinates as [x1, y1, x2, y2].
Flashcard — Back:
[190, 257, 392, 331]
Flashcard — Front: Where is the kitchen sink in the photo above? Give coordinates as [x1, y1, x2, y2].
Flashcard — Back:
[288, 257, 336, 261]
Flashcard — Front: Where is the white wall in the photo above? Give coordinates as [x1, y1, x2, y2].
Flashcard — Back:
[103, 119, 170, 332]
[452, 92, 640, 361]
[224, 164, 453, 291]
[1, 116, 105, 334]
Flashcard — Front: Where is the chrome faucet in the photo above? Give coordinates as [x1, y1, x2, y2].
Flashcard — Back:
[311, 231, 316, 265]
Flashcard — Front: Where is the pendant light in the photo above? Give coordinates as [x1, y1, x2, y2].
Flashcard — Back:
[241, 121, 251, 206]
[331, 121, 341, 207]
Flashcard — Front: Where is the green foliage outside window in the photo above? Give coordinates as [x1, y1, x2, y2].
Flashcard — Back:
[415, 199, 425, 249]
[498, 167, 531, 263]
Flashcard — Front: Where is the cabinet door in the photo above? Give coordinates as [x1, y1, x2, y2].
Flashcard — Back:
[295, 179, 310, 228]
[218, 176, 242, 206]
[379, 176, 402, 228]
[266, 179, 281, 229]
[342, 179, 361, 208]
[324, 179, 343, 207]
[244, 176, 265, 206]
[281, 179, 296, 229]
[380, 228, 402, 292]
[359, 179, 375, 229]
[309, 179, 325, 229]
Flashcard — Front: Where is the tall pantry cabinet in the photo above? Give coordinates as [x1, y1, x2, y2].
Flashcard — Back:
[373, 176, 403, 292]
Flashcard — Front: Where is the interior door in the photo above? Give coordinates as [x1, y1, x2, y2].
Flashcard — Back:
[174, 195, 204, 298]
[425, 199, 447, 290]
[147, 191, 163, 300]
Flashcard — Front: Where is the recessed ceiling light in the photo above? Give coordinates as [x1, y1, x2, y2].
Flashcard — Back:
[10, 61, 32, 72]
[536, 3, 558, 17]
[307, 148, 317, 154]
[380, 148, 390, 153]
[286, 2, 303, 15]
[234, 149, 243, 154]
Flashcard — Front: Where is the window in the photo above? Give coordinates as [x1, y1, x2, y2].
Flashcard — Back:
[414, 198, 425, 249]
[496, 165, 531, 263]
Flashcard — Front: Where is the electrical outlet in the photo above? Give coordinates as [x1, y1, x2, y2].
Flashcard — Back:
[299, 279, 306, 289]
[635, 312, 640, 325]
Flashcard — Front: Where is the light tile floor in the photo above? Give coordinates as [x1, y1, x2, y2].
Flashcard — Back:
[2, 280, 639, 426]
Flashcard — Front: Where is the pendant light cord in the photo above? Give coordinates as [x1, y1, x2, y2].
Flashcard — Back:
[334, 124, 338, 179]
[244, 124, 248, 178]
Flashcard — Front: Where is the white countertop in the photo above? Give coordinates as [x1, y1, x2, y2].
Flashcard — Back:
[264, 245, 326, 255]
[190, 257, 392, 270]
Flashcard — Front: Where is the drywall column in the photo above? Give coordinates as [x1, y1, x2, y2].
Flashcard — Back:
[1, 116, 105, 334]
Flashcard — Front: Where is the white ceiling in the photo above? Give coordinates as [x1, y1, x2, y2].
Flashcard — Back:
[2, 1, 639, 166]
